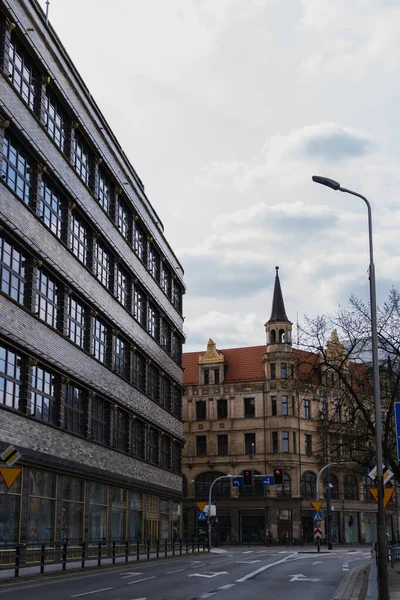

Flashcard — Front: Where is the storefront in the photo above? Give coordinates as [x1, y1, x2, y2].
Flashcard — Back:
[240, 509, 265, 543]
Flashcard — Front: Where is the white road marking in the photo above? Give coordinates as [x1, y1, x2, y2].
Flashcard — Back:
[219, 584, 236, 590]
[165, 568, 186, 574]
[236, 553, 297, 583]
[128, 577, 156, 585]
[120, 572, 144, 579]
[243, 550, 254, 554]
[237, 560, 261, 564]
[313, 561, 323, 565]
[71, 588, 114, 598]
[200, 593, 216, 598]
[289, 574, 320, 582]
[188, 571, 228, 579]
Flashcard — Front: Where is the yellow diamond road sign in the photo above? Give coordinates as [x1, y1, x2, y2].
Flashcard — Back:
[1, 445, 21, 467]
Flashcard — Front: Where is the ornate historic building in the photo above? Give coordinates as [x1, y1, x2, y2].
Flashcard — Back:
[0, 0, 184, 548]
[182, 268, 396, 545]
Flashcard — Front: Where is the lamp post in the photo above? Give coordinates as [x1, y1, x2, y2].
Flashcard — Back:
[207, 475, 232, 550]
[312, 175, 388, 600]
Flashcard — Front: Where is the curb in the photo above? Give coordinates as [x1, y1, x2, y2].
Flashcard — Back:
[333, 564, 369, 600]
[365, 553, 378, 600]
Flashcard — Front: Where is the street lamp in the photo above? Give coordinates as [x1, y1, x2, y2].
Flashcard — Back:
[207, 474, 232, 550]
[312, 175, 388, 600]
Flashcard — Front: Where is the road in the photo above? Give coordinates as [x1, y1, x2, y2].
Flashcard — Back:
[0, 547, 370, 600]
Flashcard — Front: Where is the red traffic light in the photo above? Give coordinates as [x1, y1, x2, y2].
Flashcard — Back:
[242, 470, 253, 486]
[274, 468, 283, 485]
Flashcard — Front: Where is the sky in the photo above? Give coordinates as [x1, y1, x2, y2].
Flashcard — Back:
[38, 0, 400, 352]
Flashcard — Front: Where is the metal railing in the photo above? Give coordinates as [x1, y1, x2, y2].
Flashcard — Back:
[0, 538, 208, 578]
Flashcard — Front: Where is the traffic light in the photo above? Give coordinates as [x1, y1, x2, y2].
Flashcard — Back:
[243, 470, 253, 486]
[274, 468, 283, 485]
[348, 515, 354, 528]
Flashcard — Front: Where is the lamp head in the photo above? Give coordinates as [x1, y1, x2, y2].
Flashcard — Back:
[312, 175, 341, 190]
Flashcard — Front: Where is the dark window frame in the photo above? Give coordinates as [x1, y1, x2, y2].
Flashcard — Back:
[42, 89, 67, 152]
[0, 345, 22, 410]
[63, 383, 86, 436]
[67, 295, 87, 349]
[8, 37, 37, 110]
[34, 267, 59, 329]
[244, 397, 255, 418]
[0, 235, 26, 305]
[30, 365, 58, 425]
[1, 134, 32, 205]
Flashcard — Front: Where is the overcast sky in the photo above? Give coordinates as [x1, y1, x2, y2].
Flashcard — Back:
[39, 0, 400, 352]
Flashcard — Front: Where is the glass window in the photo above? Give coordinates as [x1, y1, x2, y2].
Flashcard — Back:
[147, 303, 159, 339]
[171, 331, 181, 364]
[304, 399, 310, 419]
[160, 435, 171, 469]
[147, 427, 159, 465]
[334, 398, 341, 422]
[147, 363, 159, 402]
[94, 241, 110, 289]
[116, 196, 130, 240]
[171, 441, 181, 473]
[92, 316, 108, 364]
[39, 178, 63, 238]
[62, 477, 84, 542]
[272, 431, 278, 454]
[0, 345, 22, 409]
[171, 386, 181, 419]
[147, 242, 159, 279]
[344, 475, 359, 500]
[28, 470, 56, 543]
[111, 487, 126, 541]
[67, 296, 87, 349]
[43, 90, 66, 151]
[293, 431, 297, 453]
[34, 268, 59, 328]
[31, 366, 58, 424]
[8, 38, 36, 109]
[196, 435, 207, 456]
[160, 376, 171, 410]
[217, 398, 227, 419]
[245, 433, 256, 454]
[133, 284, 146, 326]
[161, 264, 171, 297]
[1, 135, 32, 205]
[244, 397, 255, 418]
[160, 319, 171, 353]
[159, 498, 169, 540]
[0, 474, 21, 543]
[214, 369, 220, 385]
[281, 363, 287, 378]
[271, 396, 277, 416]
[131, 419, 145, 459]
[73, 134, 90, 186]
[97, 170, 111, 213]
[0, 235, 26, 305]
[133, 219, 145, 260]
[282, 431, 289, 452]
[172, 280, 182, 313]
[277, 473, 291, 498]
[64, 383, 86, 436]
[115, 264, 128, 307]
[69, 212, 88, 265]
[301, 471, 316, 499]
[196, 400, 206, 420]
[217, 434, 228, 456]
[113, 335, 128, 379]
[113, 408, 128, 452]
[91, 396, 110, 445]
[128, 491, 143, 540]
[132, 352, 145, 392]
[305, 434, 312, 457]
[89, 482, 108, 542]
[270, 363, 276, 379]
[281, 395, 288, 416]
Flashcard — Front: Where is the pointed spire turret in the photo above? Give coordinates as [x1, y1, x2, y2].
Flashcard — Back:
[269, 266, 289, 322]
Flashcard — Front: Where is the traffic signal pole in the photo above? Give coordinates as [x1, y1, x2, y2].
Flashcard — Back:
[207, 475, 232, 550]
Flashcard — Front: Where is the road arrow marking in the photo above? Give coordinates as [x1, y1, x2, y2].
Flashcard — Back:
[188, 571, 228, 579]
[236, 554, 297, 583]
[236, 560, 261, 564]
[289, 574, 321, 582]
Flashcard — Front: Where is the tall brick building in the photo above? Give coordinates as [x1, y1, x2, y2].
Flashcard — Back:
[0, 0, 185, 547]
[182, 268, 395, 545]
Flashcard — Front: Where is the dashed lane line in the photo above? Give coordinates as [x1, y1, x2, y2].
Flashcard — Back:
[165, 568, 186, 574]
[128, 577, 156, 585]
[219, 584, 236, 590]
[71, 588, 114, 598]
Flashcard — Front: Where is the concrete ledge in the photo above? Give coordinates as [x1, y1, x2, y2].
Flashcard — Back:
[365, 552, 378, 600]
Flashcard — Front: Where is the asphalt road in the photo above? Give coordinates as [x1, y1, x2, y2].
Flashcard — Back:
[0, 547, 371, 600]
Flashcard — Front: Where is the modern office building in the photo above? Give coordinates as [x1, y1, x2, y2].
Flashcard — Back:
[0, 0, 185, 548]
[182, 268, 396, 545]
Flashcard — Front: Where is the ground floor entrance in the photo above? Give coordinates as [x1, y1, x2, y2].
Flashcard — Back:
[240, 509, 265, 543]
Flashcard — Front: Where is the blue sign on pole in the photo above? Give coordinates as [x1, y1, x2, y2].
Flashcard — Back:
[197, 511, 207, 521]
[232, 476, 243, 487]
[313, 511, 323, 521]
[395, 402, 400, 461]
[262, 475, 275, 486]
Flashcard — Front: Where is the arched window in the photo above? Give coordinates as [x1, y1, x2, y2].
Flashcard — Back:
[270, 330, 276, 344]
[194, 471, 230, 500]
[343, 475, 358, 500]
[301, 471, 316, 499]
[279, 329, 285, 343]
[277, 473, 291, 498]
[239, 470, 264, 497]
[362, 476, 374, 501]
[323, 473, 339, 500]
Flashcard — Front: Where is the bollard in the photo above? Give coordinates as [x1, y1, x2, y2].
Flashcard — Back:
[136, 540, 140, 561]
[62, 542, 67, 571]
[179, 538, 182, 556]
[172, 539, 175, 556]
[81, 542, 86, 568]
[125, 540, 129, 563]
[40, 544, 45, 574]
[156, 539, 159, 558]
[197, 538, 200, 553]
[165, 539, 168, 557]
[192, 538, 195, 554]
[112, 541, 116, 564]
[147, 539, 150, 560]
[186, 538, 189, 555]
[14, 545, 20, 578]
[98, 541, 102, 567]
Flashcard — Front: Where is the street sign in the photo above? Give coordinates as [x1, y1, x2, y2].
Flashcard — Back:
[368, 465, 394, 486]
[313, 511, 323, 521]
[232, 477, 243, 487]
[196, 502, 206, 511]
[0, 445, 21, 467]
[369, 487, 395, 509]
[0, 467, 22, 489]
[314, 528, 322, 540]
[197, 511, 207, 521]
[262, 475, 275, 486]
[204, 504, 216, 516]
[395, 402, 400, 461]
[311, 501, 322, 512]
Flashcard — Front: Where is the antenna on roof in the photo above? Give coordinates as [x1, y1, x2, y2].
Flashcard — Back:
[296, 311, 299, 347]
[45, 0, 50, 25]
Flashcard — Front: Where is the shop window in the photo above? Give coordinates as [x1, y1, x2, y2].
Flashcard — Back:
[67, 296, 87, 349]
[128, 491, 143, 540]
[34, 268, 59, 328]
[31, 365, 58, 424]
[160, 435, 171, 469]
[113, 408, 129, 452]
[28, 470, 56, 543]
[8, 38, 37, 109]
[131, 418, 145, 460]
[0, 345, 22, 410]
[159, 498, 169, 540]
[0, 471, 21, 543]
[88, 482, 108, 541]
[92, 316, 108, 364]
[39, 178, 64, 238]
[172, 501, 180, 539]
[42, 90, 67, 152]
[1, 134, 32, 205]
[301, 471, 316, 499]
[244, 433, 256, 454]
[147, 363, 160, 402]
[160, 377, 171, 410]
[115, 264, 128, 307]
[73, 133, 90, 186]
[97, 169, 111, 214]
[69, 212, 88, 265]
[196, 435, 207, 457]
[217, 434, 228, 456]
[91, 396, 110, 445]
[94, 241, 110, 289]
[111, 487, 127, 541]
[244, 397, 255, 418]
[113, 335, 128, 379]
[132, 352, 145, 392]
[62, 477, 84, 542]
[133, 284, 146, 326]
[147, 427, 159, 465]
[64, 383, 86, 436]
[0, 235, 26, 305]
[196, 400, 206, 420]
[217, 398, 227, 419]
[171, 441, 181, 473]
